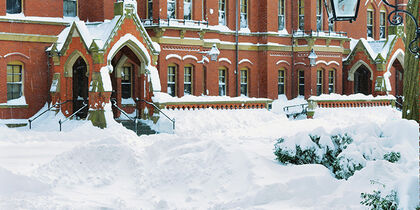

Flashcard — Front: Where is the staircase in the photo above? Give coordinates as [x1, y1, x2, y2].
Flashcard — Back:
[116, 120, 157, 136]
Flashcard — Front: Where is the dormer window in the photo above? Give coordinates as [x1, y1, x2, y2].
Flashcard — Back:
[6, 0, 22, 14]
[64, 0, 77, 17]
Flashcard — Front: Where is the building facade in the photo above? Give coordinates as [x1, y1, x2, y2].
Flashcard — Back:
[0, 0, 407, 123]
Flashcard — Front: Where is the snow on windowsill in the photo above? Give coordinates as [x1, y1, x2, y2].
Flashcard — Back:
[0, 96, 27, 106]
[239, 27, 251, 34]
[121, 98, 135, 105]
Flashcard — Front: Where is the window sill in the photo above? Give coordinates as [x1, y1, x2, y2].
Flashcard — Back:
[0, 104, 28, 108]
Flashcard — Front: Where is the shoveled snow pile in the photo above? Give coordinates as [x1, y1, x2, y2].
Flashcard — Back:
[0, 98, 417, 209]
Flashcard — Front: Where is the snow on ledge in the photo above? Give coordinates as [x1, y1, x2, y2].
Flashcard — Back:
[166, 54, 182, 61]
[238, 59, 253, 65]
[218, 57, 232, 64]
[152, 92, 271, 103]
[0, 96, 27, 106]
[309, 93, 396, 101]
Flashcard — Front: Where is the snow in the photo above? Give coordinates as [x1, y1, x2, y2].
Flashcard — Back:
[152, 92, 271, 103]
[0, 96, 417, 209]
[99, 66, 113, 92]
[0, 96, 27, 106]
[238, 58, 253, 65]
[165, 54, 182, 61]
[309, 93, 396, 101]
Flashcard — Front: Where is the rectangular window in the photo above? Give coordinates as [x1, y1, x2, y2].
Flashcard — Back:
[121, 66, 132, 99]
[278, 0, 285, 31]
[167, 0, 176, 19]
[328, 21, 335, 32]
[240, 69, 248, 96]
[219, 0, 226, 25]
[147, 0, 153, 19]
[240, 0, 248, 28]
[316, 0, 322, 31]
[298, 0, 304, 30]
[6, 0, 22, 14]
[168, 66, 176, 97]
[316, 70, 323, 96]
[328, 70, 335, 93]
[367, 10, 374, 38]
[184, 0, 192, 20]
[218, 69, 226, 96]
[7, 64, 23, 100]
[184, 66, 193, 95]
[278, 69, 285, 95]
[63, 0, 77, 17]
[298, 70, 304, 96]
[380, 11, 386, 39]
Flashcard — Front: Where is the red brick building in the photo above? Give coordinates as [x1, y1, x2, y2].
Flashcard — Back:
[0, 0, 407, 124]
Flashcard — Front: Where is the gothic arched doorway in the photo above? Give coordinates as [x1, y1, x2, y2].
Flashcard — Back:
[72, 57, 89, 118]
[354, 66, 371, 95]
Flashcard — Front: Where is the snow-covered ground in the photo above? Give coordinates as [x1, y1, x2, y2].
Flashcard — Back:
[0, 98, 418, 209]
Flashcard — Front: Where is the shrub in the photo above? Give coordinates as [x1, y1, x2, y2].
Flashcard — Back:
[360, 190, 398, 210]
[383, 152, 401, 163]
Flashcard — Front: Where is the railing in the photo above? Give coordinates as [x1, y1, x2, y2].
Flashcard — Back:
[395, 96, 403, 110]
[283, 103, 308, 118]
[141, 18, 209, 28]
[111, 99, 138, 134]
[138, 99, 176, 130]
[293, 30, 348, 38]
[28, 100, 71, 129]
[59, 101, 88, 132]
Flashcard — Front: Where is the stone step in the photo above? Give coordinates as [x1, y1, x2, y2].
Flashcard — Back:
[116, 120, 157, 136]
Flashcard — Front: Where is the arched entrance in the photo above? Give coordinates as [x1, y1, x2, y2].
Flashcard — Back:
[354, 66, 371, 95]
[72, 57, 89, 118]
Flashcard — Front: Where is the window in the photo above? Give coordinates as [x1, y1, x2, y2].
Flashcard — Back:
[6, 0, 22, 14]
[240, 0, 248, 28]
[380, 10, 386, 39]
[278, 0, 285, 31]
[218, 68, 227, 96]
[316, 0, 322, 31]
[298, 0, 304, 30]
[367, 9, 374, 38]
[168, 65, 176, 97]
[147, 0, 153, 19]
[184, 65, 193, 95]
[240, 69, 248, 96]
[7, 62, 23, 101]
[316, 70, 323, 96]
[278, 69, 285, 95]
[63, 0, 77, 17]
[298, 70, 304, 96]
[167, 0, 176, 19]
[184, 0, 192, 20]
[219, 0, 226, 25]
[121, 65, 132, 99]
[328, 69, 335, 93]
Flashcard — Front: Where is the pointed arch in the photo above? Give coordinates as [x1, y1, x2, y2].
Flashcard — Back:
[348, 60, 374, 81]
[64, 50, 90, 77]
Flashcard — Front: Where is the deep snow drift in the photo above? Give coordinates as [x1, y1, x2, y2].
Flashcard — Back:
[0, 98, 418, 209]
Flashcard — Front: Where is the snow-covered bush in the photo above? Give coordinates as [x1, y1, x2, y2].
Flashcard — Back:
[360, 189, 398, 210]
[383, 152, 401, 163]
[332, 148, 366, 180]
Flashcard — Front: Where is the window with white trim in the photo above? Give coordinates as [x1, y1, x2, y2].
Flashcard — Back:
[316, 0, 322, 31]
[219, 0, 226, 25]
[167, 0, 176, 19]
[316, 70, 323, 96]
[240, 69, 248, 96]
[184, 65, 193, 95]
[6, 0, 22, 14]
[278, 69, 285, 95]
[168, 65, 176, 97]
[121, 65, 132, 99]
[380, 10, 386, 39]
[298, 0, 304, 30]
[184, 0, 192, 20]
[328, 69, 335, 93]
[63, 0, 77, 17]
[298, 70, 304, 96]
[278, 0, 285, 31]
[240, 0, 248, 28]
[367, 9, 374, 38]
[7, 62, 23, 101]
[218, 68, 227, 96]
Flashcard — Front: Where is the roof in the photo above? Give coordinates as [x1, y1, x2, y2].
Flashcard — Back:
[344, 35, 397, 62]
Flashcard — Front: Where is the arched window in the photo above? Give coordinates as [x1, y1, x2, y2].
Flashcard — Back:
[380, 6, 387, 39]
[367, 5, 374, 39]
[184, 64, 193, 95]
[298, 0, 304, 30]
[240, 68, 248, 96]
[7, 61, 24, 101]
[167, 0, 176, 19]
[278, 68, 285, 95]
[167, 64, 177, 97]
[219, 0, 226, 25]
[218, 67, 227, 96]
[278, 0, 285, 31]
[316, 69, 323, 96]
[64, 0, 77, 17]
[328, 69, 336, 93]
[121, 64, 133, 99]
[184, 0, 192, 20]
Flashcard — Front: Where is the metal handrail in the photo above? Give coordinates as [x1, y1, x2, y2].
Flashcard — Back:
[111, 99, 138, 134]
[28, 100, 71, 129]
[283, 103, 309, 112]
[138, 99, 176, 130]
[59, 101, 88, 132]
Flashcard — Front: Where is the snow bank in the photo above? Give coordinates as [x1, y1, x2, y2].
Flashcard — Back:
[309, 93, 396, 101]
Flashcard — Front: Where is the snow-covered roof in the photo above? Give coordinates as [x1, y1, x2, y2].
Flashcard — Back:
[344, 35, 397, 62]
